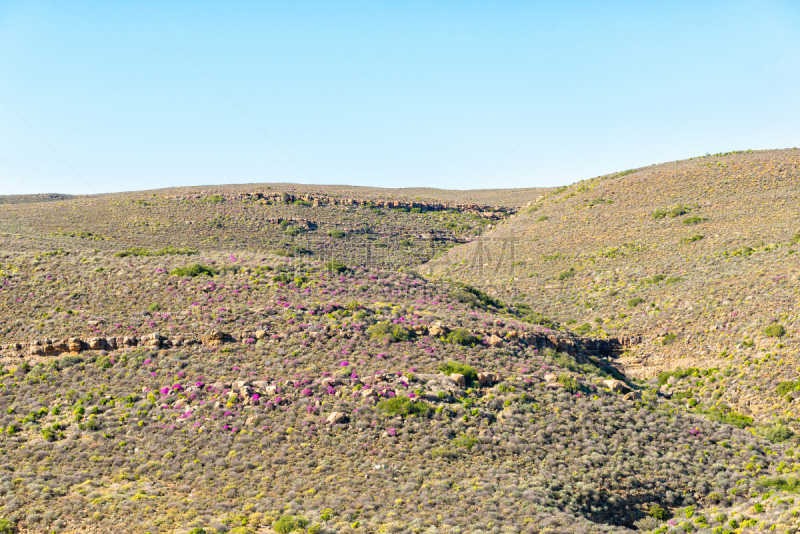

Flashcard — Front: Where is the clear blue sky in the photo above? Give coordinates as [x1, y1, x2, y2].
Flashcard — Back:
[1, 1, 798, 195]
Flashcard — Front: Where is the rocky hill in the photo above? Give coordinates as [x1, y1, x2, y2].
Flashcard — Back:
[0, 177, 799, 533]
[427, 149, 800, 428]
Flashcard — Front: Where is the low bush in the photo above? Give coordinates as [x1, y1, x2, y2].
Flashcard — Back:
[328, 229, 346, 238]
[59, 355, 83, 368]
[378, 397, 430, 417]
[116, 246, 198, 258]
[760, 424, 794, 443]
[325, 260, 347, 273]
[627, 297, 644, 307]
[446, 328, 476, 346]
[759, 477, 800, 493]
[682, 215, 706, 225]
[557, 374, 578, 392]
[652, 204, 691, 219]
[367, 321, 410, 343]
[765, 324, 786, 338]
[649, 503, 669, 520]
[574, 323, 591, 334]
[283, 226, 302, 236]
[701, 407, 753, 429]
[274, 515, 309, 534]
[438, 362, 477, 384]
[681, 234, 704, 244]
[170, 264, 218, 277]
[558, 268, 575, 280]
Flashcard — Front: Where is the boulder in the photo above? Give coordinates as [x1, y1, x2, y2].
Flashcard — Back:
[201, 330, 227, 346]
[327, 412, 347, 425]
[67, 338, 83, 352]
[449, 373, 466, 388]
[142, 333, 162, 348]
[603, 379, 631, 393]
[255, 330, 267, 340]
[428, 322, 449, 337]
[251, 380, 269, 393]
[488, 334, 504, 347]
[544, 373, 558, 383]
[477, 372, 497, 387]
[623, 391, 642, 402]
[88, 337, 106, 350]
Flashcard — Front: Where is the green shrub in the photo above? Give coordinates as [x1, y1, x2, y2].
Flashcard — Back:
[649, 503, 668, 520]
[758, 477, 800, 493]
[761, 424, 794, 443]
[683, 215, 706, 225]
[681, 234, 704, 244]
[201, 194, 224, 203]
[95, 356, 113, 370]
[59, 355, 83, 368]
[328, 229, 346, 238]
[702, 407, 753, 429]
[777, 380, 800, 396]
[558, 268, 575, 280]
[0, 518, 13, 534]
[41, 424, 61, 441]
[452, 434, 478, 449]
[557, 374, 578, 392]
[116, 245, 198, 258]
[378, 396, 430, 417]
[790, 233, 800, 245]
[188, 529, 207, 534]
[283, 226, 301, 236]
[367, 321, 410, 343]
[438, 362, 477, 384]
[273, 515, 309, 534]
[449, 283, 505, 310]
[657, 367, 703, 385]
[170, 264, 217, 277]
[627, 297, 644, 307]
[652, 204, 691, 219]
[574, 323, 591, 335]
[662, 333, 678, 345]
[325, 260, 347, 273]
[147, 303, 161, 312]
[765, 324, 786, 338]
[293, 199, 311, 206]
[410, 207, 422, 213]
[537, 215, 549, 222]
[446, 328, 476, 346]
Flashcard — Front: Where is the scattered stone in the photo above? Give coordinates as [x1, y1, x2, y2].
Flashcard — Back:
[603, 379, 631, 393]
[327, 412, 347, 425]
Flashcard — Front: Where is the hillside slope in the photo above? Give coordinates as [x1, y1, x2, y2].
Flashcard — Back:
[427, 148, 800, 426]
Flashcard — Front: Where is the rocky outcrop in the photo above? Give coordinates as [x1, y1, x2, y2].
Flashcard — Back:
[171, 191, 517, 221]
